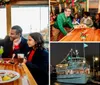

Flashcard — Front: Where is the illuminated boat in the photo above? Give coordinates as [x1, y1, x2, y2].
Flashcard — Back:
[56, 49, 90, 84]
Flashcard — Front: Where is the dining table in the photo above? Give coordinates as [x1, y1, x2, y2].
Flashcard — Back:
[60, 28, 100, 41]
[0, 58, 37, 85]
[50, 21, 54, 26]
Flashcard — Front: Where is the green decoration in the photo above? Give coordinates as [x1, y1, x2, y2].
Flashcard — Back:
[67, 56, 71, 60]
[0, 47, 4, 55]
[0, 0, 10, 5]
[80, 32, 86, 41]
[59, 0, 66, 4]
[59, 0, 86, 15]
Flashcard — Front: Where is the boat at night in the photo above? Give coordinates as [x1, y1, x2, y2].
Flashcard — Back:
[56, 49, 91, 84]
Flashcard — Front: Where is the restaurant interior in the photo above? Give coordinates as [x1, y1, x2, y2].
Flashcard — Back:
[50, 0, 100, 41]
[0, 0, 49, 85]
[0, 0, 49, 48]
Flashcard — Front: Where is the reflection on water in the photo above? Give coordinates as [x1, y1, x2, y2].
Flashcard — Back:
[51, 81, 95, 85]
[53, 82, 76, 85]
[51, 79, 95, 85]
[50, 71, 100, 85]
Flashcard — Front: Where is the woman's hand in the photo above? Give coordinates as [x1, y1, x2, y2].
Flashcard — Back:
[23, 58, 27, 64]
[91, 27, 96, 29]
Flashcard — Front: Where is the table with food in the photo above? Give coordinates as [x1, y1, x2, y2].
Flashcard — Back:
[0, 58, 37, 85]
[60, 24, 100, 41]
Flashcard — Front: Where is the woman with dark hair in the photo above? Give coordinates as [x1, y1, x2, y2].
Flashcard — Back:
[26, 32, 48, 85]
[72, 13, 80, 26]
[80, 12, 93, 27]
[74, 13, 80, 23]
[93, 13, 100, 29]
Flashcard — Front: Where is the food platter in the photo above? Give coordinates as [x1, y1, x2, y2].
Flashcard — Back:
[0, 70, 20, 83]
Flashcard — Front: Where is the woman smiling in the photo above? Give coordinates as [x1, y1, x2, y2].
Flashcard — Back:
[26, 32, 49, 85]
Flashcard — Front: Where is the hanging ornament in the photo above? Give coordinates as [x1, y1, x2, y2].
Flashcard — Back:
[66, 0, 68, 3]
[0, 0, 10, 6]
[72, 0, 74, 7]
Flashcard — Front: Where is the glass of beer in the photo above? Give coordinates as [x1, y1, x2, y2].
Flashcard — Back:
[17, 54, 24, 67]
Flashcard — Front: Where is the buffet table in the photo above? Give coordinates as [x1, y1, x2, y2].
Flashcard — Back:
[0, 58, 37, 85]
[60, 28, 100, 41]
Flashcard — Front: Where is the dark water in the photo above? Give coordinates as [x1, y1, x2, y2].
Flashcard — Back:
[51, 82, 95, 85]
[51, 80, 96, 85]
[50, 77, 100, 85]
[50, 70, 100, 85]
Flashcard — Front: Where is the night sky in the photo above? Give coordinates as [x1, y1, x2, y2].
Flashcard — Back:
[50, 43, 100, 69]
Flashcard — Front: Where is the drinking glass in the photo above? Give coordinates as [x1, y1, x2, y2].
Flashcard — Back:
[17, 54, 24, 67]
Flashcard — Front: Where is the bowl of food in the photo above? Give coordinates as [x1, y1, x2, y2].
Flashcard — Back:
[0, 70, 20, 83]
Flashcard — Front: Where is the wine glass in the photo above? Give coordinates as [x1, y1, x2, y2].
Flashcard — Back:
[17, 54, 24, 67]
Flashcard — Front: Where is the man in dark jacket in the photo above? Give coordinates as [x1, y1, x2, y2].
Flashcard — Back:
[0, 25, 29, 58]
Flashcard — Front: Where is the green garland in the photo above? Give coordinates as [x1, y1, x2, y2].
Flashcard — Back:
[59, 0, 86, 4]
[59, 0, 86, 15]
[0, 0, 10, 5]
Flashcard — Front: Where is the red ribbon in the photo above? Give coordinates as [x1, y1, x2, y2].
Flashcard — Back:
[72, 0, 74, 7]
[28, 50, 35, 62]
[14, 45, 20, 50]
[66, 0, 68, 3]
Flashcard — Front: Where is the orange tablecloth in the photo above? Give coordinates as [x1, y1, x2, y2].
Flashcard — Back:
[60, 28, 100, 41]
[0, 58, 37, 85]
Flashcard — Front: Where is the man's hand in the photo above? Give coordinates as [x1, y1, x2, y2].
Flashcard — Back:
[69, 28, 73, 32]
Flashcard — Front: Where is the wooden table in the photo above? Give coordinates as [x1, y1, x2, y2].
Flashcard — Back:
[60, 28, 100, 41]
[0, 58, 37, 85]
[50, 21, 54, 26]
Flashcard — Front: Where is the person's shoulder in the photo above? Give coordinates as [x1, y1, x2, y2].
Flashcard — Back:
[4, 36, 11, 41]
[4, 35, 9, 39]
[58, 13, 64, 17]
[37, 48, 48, 54]
[81, 17, 84, 20]
[42, 49, 49, 56]
[87, 17, 92, 20]
[21, 36, 27, 40]
[0, 36, 10, 44]
[21, 37, 27, 42]
[43, 49, 48, 53]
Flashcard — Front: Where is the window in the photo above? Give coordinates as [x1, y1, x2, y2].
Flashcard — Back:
[0, 8, 7, 39]
[0, 6, 49, 48]
[11, 6, 49, 34]
[11, 6, 49, 48]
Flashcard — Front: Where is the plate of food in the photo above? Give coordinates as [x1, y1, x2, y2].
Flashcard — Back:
[0, 70, 20, 83]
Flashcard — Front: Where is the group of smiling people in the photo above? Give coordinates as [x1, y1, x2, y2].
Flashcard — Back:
[51, 7, 100, 41]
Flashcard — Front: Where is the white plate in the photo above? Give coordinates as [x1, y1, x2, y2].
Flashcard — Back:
[0, 70, 20, 83]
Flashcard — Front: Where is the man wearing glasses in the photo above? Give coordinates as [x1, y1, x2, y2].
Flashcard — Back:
[52, 7, 74, 41]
